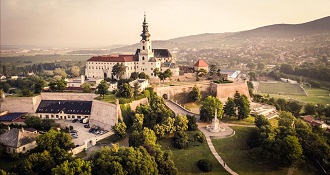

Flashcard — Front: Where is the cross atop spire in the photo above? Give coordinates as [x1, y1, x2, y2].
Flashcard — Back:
[144, 12, 147, 23]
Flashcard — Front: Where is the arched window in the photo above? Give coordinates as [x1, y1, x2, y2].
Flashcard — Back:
[143, 46, 145, 50]
[142, 56, 145, 60]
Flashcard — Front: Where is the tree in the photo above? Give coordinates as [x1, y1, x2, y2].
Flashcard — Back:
[133, 81, 141, 97]
[173, 131, 189, 149]
[51, 158, 91, 175]
[255, 115, 270, 128]
[112, 63, 126, 79]
[200, 96, 223, 122]
[21, 87, 33, 97]
[153, 68, 160, 77]
[209, 64, 217, 76]
[277, 135, 303, 165]
[132, 114, 144, 131]
[34, 78, 46, 94]
[234, 92, 250, 120]
[36, 129, 74, 152]
[278, 111, 295, 128]
[153, 147, 178, 175]
[25, 116, 42, 129]
[90, 146, 158, 175]
[287, 101, 302, 117]
[138, 72, 149, 79]
[197, 159, 213, 172]
[112, 122, 127, 141]
[96, 80, 108, 99]
[174, 114, 188, 131]
[224, 97, 236, 117]
[81, 83, 91, 93]
[280, 64, 294, 74]
[257, 63, 265, 70]
[17, 150, 55, 175]
[158, 72, 166, 82]
[246, 63, 256, 70]
[118, 83, 133, 98]
[70, 66, 80, 77]
[248, 72, 257, 81]
[189, 85, 201, 102]
[54, 68, 67, 77]
[304, 103, 316, 115]
[197, 68, 207, 77]
[130, 72, 139, 80]
[186, 114, 198, 131]
[164, 69, 173, 80]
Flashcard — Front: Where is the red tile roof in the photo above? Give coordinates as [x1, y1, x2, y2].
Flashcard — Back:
[194, 59, 208, 67]
[87, 55, 137, 62]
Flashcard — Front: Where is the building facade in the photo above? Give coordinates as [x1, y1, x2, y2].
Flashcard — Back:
[85, 14, 179, 79]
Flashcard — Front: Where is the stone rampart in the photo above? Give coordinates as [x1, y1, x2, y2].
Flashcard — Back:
[129, 98, 148, 111]
[0, 96, 41, 115]
[41, 92, 98, 101]
[89, 100, 119, 131]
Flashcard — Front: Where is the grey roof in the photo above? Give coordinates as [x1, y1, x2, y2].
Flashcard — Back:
[0, 112, 27, 122]
[0, 128, 39, 148]
[36, 100, 92, 115]
[153, 49, 172, 58]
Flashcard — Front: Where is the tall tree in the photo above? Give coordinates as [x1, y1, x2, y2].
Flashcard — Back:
[133, 81, 141, 97]
[138, 72, 150, 79]
[153, 68, 160, 77]
[112, 122, 127, 141]
[200, 96, 223, 122]
[118, 83, 133, 98]
[234, 92, 250, 120]
[209, 64, 217, 76]
[112, 63, 126, 79]
[224, 97, 236, 117]
[51, 158, 91, 175]
[81, 83, 91, 93]
[96, 80, 108, 99]
[189, 85, 201, 102]
[36, 129, 74, 152]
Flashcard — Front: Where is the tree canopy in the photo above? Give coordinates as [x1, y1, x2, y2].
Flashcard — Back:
[200, 96, 223, 122]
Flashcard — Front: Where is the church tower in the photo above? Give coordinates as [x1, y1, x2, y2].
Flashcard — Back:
[139, 13, 154, 61]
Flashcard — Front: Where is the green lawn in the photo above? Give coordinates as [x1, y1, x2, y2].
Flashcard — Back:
[183, 102, 201, 114]
[94, 94, 117, 104]
[260, 87, 330, 105]
[258, 82, 305, 96]
[158, 131, 230, 175]
[220, 116, 255, 125]
[212, 126, 317, 175]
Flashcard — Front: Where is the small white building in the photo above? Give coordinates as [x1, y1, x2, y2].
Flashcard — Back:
[129, 79, 149, 92]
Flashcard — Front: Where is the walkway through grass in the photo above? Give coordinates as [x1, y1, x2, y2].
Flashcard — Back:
[212, 126, 316, 175]
[158, 131, 230, 175]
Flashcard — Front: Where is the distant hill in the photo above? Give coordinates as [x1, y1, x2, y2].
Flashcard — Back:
[110, 16, 330, 52]
[231, 16, 330, 38]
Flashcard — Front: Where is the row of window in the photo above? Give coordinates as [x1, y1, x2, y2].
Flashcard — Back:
[39, 114, 89, 119]
[88, 62, 136, 65]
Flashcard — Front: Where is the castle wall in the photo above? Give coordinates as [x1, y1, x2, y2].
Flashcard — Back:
[89, 100, 119, 131]
[210, 82, 250, 102]
[40, 92, 98, 101]
[1, 96, 41, 115]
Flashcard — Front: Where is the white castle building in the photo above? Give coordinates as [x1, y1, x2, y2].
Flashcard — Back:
[85, 14, 179, 79]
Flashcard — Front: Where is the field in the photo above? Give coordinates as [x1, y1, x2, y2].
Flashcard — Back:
[212, 126, 317, 175]
[158, 131, 230, 175]
[0, 55, 91, 64]
[257, 82, 305, 96]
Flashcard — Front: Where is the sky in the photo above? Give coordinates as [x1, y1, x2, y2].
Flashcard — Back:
[1, 0, 330, 48]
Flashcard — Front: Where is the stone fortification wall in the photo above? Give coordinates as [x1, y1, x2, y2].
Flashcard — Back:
[129, 98, 148, 111]
[154, 82, 211, 101]
[210, 82, 250, 102]
[154, 81, 250, 103]
[41, 92, 98, 101]
[1, 96, 41, 115]
[89, 100, 119, 131]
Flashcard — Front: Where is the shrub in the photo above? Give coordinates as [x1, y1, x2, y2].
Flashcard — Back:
[310, 81, 321, 88]
[119, 98, 132, 104]
[197, 159, 212, 172]
[173, 131, 189, 149]
[194, 132, 206, 143]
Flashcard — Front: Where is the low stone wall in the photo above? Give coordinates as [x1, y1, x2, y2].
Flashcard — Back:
[41, 92, 98, 101]
[129, 98, 148, 111]
[210, 82, 250, 102]
[71, 131, 113, 156]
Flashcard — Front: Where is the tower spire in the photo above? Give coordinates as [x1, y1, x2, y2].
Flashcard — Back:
[140, 12, 150, 41]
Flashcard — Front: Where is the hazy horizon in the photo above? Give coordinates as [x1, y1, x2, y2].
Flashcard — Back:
[1, 0, 330, 48]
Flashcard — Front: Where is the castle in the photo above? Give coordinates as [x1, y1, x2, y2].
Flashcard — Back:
[85, 14, 179, 79]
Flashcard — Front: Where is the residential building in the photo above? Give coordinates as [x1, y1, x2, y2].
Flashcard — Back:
[194, 59, 209, 72]
[0, 128, 39, 154]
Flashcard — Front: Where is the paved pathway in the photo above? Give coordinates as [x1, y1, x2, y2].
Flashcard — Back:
[165, 100, 239, 175]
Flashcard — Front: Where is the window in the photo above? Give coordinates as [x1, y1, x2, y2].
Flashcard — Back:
[142, 56, 144, 60]
[143, 46, 145, 50]
[46, 115, 49, 119]
[78, 116, 81, 119]
[51, 115, 54, 118]
[39, 114, 42, 118]
[56, 115, 59, 118]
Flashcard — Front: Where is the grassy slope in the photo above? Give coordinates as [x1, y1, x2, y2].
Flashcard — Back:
[220, 116, 255, 125]
[158, 131, 230, 175]
[212, 126, 316, 175]
[258, 82, 305, 96]
[94, 94, 117, 104]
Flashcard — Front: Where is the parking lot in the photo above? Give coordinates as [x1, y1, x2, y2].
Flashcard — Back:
[55, 120, 111, 146]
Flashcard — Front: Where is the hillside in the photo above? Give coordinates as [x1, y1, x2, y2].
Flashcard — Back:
[231, 16, 330, 38]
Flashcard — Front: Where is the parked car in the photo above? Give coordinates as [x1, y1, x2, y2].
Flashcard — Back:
[70, 130, 78, 133]
[80, 118, 84, 123]
[84, 124, 90, 128]
[70, 133, 78, 138]
[72, 119, 78, 123]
